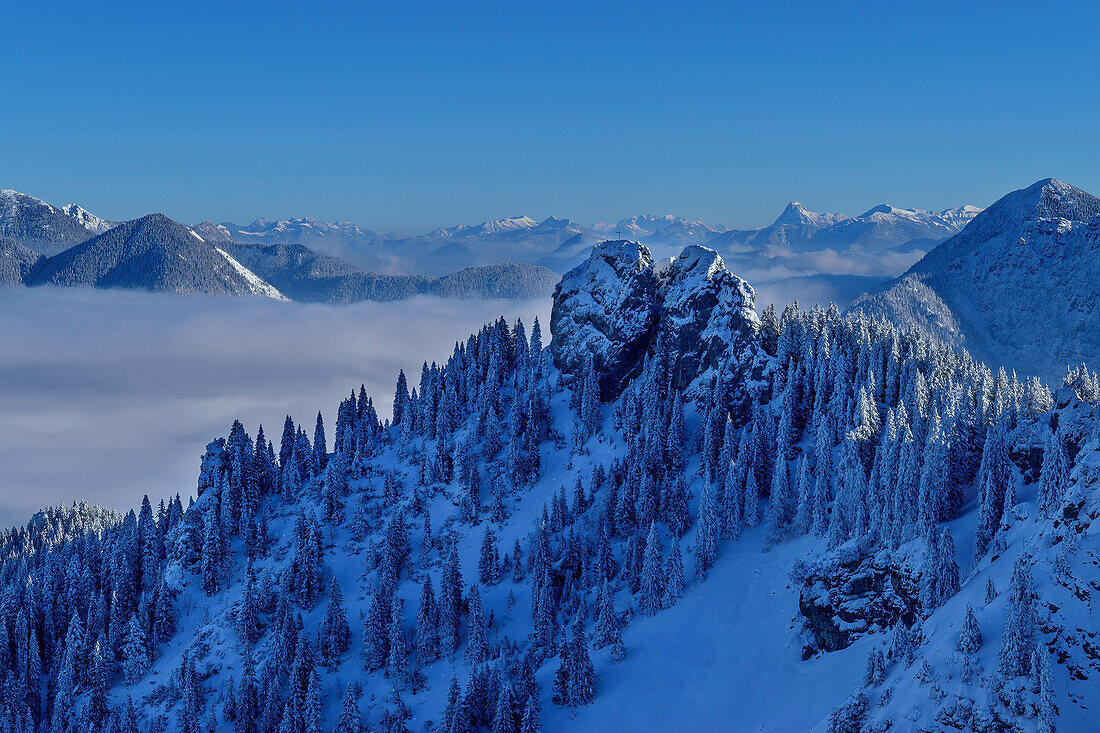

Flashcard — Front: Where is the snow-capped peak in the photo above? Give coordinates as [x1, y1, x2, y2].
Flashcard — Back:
[61, 203, 115, 234]
[771, 201, 849, 228]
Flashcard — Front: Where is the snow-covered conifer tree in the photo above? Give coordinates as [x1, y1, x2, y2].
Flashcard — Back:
[639, 523, 664, 616]
[999, 555, 1037, 678]
[1038, 429, 1069, 516]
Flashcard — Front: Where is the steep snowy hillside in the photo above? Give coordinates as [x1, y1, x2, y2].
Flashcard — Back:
[0, 238, 44, 285]
[852, 178, 1100, 381]
[1, 241, 1097, 733]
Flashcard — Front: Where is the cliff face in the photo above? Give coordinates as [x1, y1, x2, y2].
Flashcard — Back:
[550, 240, 763, 411]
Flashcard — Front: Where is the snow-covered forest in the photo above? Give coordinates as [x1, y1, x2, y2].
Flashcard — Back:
[1, 239, 1098, 733]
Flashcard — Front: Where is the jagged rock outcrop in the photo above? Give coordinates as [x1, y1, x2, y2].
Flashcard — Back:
[549, 241, 659, 399]
[550, 240, 763, 405]
[795, 553, 920, 658]
[660, 245, 762, 394]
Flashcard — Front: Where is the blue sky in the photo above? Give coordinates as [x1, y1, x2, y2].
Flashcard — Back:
[2, 1, 1097, 232]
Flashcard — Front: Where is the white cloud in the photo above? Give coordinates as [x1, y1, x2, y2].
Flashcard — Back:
[0, 287, 550, 527]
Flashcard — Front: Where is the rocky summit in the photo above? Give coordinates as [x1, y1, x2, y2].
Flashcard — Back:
[550, 240, 764, 414]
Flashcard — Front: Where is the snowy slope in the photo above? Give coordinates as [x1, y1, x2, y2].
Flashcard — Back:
[852, 178, 1100, 381]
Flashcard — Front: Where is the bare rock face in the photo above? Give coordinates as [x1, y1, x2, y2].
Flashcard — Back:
[550, 240, 763, 406]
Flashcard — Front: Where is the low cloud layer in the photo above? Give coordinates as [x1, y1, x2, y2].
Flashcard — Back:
[0, 288, 550, 527]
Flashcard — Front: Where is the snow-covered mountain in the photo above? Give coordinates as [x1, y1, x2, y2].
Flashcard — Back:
[0, 190, 560, 302]
[708, 199, 982, 255]
[851, 178, 1100, 381]
[26, 213, 289, 299]
[374, 216, 601, 276]
[214, 214, 733, 277]
[696, 199, 983, 311]
[3, 238, 1097, 732]
[429, 215, 541, 239]
[0, 238, 44, 285]
[218, 218, 387, 248]
[0, 189, 108, 255]
[594, 215, 729, 250]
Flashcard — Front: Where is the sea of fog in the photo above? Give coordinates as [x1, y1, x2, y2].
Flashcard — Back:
[0, 288, 551, 527]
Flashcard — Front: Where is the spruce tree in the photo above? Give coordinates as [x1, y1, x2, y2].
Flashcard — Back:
[999, 555, 1037, 678]
[121, 615, 149, 684]
[465, 584, 489, 665]
[566, 617, 596, 707]
[1038, 429, 1069, 516]
[639, 522, 665, 616]
[694, 482, 718, 581]
[766, 458, 793, 544]
[664, 473, 690, 538]
[387, 596, 410, 683]
[662, 539, 685, 608]
[313, 412, 327, 472]
[87, 634, 110, 722]
[416, 574, 440, 663]
[492, 685, 517, 733]
[793, 454, 813, 536]
[593, 580, 619, 649]
[956, 604, 982, 655]
[319, 578, 351, 669]
[520, 696, 541, 733]
[335, 683, 362, 733]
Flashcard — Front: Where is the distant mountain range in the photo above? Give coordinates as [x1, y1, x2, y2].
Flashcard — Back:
[711, 201, 982, 254]
[198, 200, 981, 280]
[0, 193, 559, 303]
[852, 178, 1100, 381]
[1, 187, 985, 305]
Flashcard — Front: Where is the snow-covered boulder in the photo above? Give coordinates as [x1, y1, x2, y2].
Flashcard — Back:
[550, 240, 764, 406]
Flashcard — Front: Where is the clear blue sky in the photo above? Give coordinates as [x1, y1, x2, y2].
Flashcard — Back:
[2, 1, 1097, 232]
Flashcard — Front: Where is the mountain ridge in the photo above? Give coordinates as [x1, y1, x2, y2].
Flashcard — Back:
[852, 177, 1100, 380]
